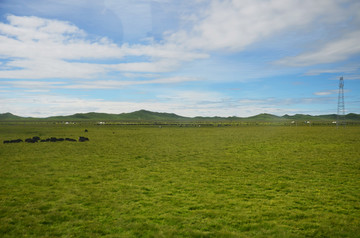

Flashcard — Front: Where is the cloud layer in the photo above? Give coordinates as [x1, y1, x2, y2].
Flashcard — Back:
[277, 31, 360, 66]
[0, 14, 207, 79]
[167, 0, 352, 52]
[1, 0, 360, 117]
[2, 0, 359, 80]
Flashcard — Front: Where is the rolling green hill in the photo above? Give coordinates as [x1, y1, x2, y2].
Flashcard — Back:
[345, 113, 360, 120]
[117, 110, 188, 121]
[49, 112, 122, 121]
[247, 113, 285, 121]
[0, 110, 359, 122]
[0, 110, 188, 122]
[282, 113, 360, 121]
[282, 114, 337, 121]
[0, 112, 31, 120]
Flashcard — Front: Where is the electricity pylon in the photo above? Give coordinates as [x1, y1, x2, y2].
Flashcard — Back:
[337, 76, 345, 128]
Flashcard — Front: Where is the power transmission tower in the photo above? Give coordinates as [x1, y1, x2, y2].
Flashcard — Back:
[337, 76, 345, 128]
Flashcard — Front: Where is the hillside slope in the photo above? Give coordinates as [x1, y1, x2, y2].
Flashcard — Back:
[0, 112, 31, 120]
[1, 110, 360, 122]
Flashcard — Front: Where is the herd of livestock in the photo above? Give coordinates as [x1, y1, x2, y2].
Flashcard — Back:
[3, 136, 89, 144]
[3, 129, 90, 144]
[3, 129, 89, 144]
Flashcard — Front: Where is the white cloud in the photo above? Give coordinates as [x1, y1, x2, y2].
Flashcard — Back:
[314, 89, 349, 96]
[314, 90, 337, 96]
[157, 90, 224, 104]
[277, 30, 360, 66]
[166, 0, 347, 52]
[64, 76, 201, 89]
[108, 60, 179, 73]
[3, 15, 83, 41]
[0, 15, 121, 60]
[0, 88, 339, 117]
[1, 80, 65, 89]
[24, 89, 50, 93]
[344, 75, 360, 80]
[123, 73, 161, 78]
[121, 43, 208, 61]
[0, 15, 207, 79]
[0, 93, 187, 117]
[0, 59, 107, 79]
[1, 0, 358, 80]
[1, 76, 201, 90]
[305, 65, 360, 76]
[150, 76, 201, 84]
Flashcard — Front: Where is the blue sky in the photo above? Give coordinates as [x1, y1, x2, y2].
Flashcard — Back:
[0, 0, 359, 117]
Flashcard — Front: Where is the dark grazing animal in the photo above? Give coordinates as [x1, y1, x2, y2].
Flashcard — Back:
[78, 136, 89, 142]
[25, 138, 37, 143]
[24, 136, 41, 143]
[49, 137, 65, 142]
[3, 139, 23, 144]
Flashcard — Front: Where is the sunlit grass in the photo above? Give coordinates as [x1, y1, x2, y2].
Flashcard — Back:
[0, 124, 359, 237]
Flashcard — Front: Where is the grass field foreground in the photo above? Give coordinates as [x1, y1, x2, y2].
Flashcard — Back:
[0, 124, 359, 237]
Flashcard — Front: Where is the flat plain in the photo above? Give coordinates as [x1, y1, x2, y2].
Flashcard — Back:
[0, 123, 359, 237]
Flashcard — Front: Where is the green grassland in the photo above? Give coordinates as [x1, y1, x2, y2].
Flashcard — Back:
[0, 124, 359, 237]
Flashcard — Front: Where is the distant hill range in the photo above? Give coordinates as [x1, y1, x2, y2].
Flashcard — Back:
[1, 110, 360, 122]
